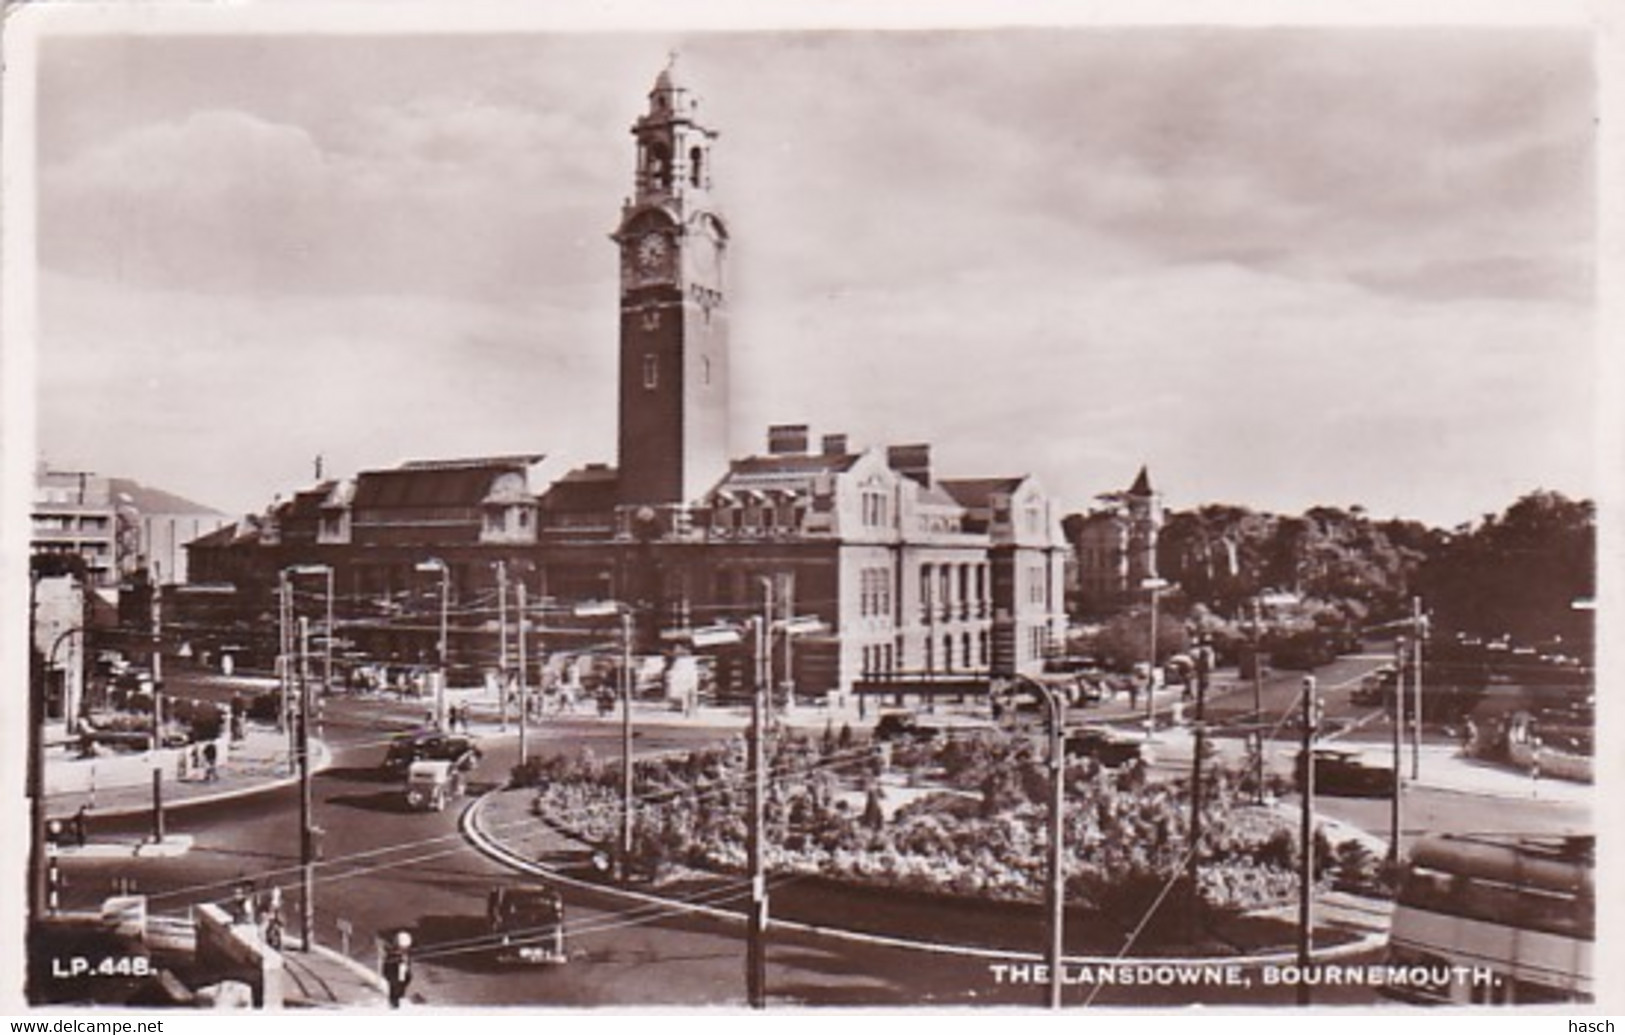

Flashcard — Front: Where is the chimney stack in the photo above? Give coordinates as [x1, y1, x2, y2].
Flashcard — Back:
[821, 433, 849, 456]
[886, 443, 932, 487]
[767, 424, 810, 455]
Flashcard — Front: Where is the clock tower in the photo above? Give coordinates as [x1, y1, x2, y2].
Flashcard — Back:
[614, 57, 731, 508]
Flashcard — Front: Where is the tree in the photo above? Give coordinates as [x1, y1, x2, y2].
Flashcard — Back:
[1419, 491, 1594, 645]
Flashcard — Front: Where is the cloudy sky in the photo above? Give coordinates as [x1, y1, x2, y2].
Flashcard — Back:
[22, 16, 1597, 527]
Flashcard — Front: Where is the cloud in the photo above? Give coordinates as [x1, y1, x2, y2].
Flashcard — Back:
[36, 271, 618, 515]
[29, 28, 1597, 528]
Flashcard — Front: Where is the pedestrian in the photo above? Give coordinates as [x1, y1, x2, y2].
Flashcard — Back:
[261, 887, 284, 950]
[203, 741, 219, 783]
[1530, 735, 1543, 797]
[384, 931, 413, 1009]
[72, 804, 88, 848]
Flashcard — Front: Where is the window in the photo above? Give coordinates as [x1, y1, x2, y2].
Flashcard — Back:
[690, 146, 704, 187]
[642, 354, 658, 389]
[701, 355, 712, 385]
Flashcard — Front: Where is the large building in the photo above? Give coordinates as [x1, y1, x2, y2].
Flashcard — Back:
[31, 464, 228, 590]
[182, 61, 1068, 695]
[1064, 466, 1162, 617]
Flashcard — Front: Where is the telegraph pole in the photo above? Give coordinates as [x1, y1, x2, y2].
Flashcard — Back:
[1252, 600, 1265, 803]
[497, 561, 509, 730]
[1390, 636, 1405, 864]
[1410, 596, 1423, 780]
[516, 580, 528, 766]
[1043, 683, 1067, 1009]
[279, 575, 292, 741]
[619, 607, 634, 881]
[299, 616, 315, 950]
[1186, 644, 1211, 940]
[746, 578, 773, 1008]
[1297, 674, 1317, 1006]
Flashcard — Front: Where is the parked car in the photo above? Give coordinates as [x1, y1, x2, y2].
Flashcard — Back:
[487, 885, 567, 965]
[382, 731, 481, 776]
[873, 711, 993, 742]
[1295, 747, 1396, 797]
[1064, 725, 1145, 767]
[1351, 666, 1399, 707]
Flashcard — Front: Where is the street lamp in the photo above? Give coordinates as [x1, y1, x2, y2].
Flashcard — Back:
[285, 564, 334, 735]
[283, 563, 331, 954]
[575, 600, 635, 881]
[1011, 675, 1070, 1009]
[1141, 576, 1169, 736]
[415, 559, 450, 730]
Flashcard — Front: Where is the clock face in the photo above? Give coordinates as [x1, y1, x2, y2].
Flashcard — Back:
[635, 233, 670, 275]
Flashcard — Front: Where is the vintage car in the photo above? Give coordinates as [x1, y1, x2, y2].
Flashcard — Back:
[1295, 747, 1397, 798]
[381, 731, 481, 777]
[488, 885, 566, 964]
[1064, 725, 1147, 768]
[404, 759, 467, 812]
[873, 711, 994, 742]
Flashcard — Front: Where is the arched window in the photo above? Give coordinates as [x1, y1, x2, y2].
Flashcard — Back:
[943, 634, 955, 673]
[689, 146, 704, 187]
[647, 142, 672, 189]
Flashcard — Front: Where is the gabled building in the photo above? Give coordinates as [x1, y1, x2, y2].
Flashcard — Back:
[1065, 465, 1163, 616]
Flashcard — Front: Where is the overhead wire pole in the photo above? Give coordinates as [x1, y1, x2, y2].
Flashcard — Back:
[1186, 643, 1211, 941]
[321, 566, 333, 741]
[1252, 598, 1265, 802]
[1297, 674, 1317, 1007]
[298, 615, 315, 951]
[497, 560, 509, 730]
[516, 580, 529, 766]
[415, 559, 450, 730]
[747, 576, 774, 1008]
[1390, 635, 1405, 865]
[1142, 577, 1168, 736]
[1410, 596, 1423, 780]
[1038, 680, 1068, 1010]
[620, 606, 634, 881]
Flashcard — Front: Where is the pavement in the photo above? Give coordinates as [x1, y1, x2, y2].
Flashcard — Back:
[37, 720, 378, 1009]
[42, 724, 331, 831]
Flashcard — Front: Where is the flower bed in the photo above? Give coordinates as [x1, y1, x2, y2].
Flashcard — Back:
[514, 729, 1328, 932]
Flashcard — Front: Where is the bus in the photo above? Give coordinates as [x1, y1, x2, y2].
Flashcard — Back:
[1386, 834, 1593, 1004]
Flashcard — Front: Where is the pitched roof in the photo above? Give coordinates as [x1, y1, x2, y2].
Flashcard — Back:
[539, 465, 619, 513]
[353, 466, 507, 509]
[109, 478, 223, 515]
[726, 453, 862, 479]
[937, 477, 1025, 509]
[1128, 465, 1154, 497]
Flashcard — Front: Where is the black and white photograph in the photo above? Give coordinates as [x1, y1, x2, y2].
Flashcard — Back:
[3, 1, 1614, 1014]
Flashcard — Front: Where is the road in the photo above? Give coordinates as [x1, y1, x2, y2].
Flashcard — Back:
[51, 659, 1583, 1007]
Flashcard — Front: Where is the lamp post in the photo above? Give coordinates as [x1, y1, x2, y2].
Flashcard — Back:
[415, 559, 450, 729]
[47, 626, 86, 735]
[286, 565, 334, 737]
[283, 564, 331, 953]
[516, 580, 529, 766]
[1141, 577, 1169, 735]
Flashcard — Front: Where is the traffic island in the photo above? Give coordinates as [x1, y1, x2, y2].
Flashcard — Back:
[467, 786, 1380, 966]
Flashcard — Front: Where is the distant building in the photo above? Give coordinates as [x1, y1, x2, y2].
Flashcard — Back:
[110, 478, 230, 586]
[32, 466, 118, 589]
[1065, 466, 1162, 616]
[31, 464, 227, 589]
[181, 61, 1068, 693]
